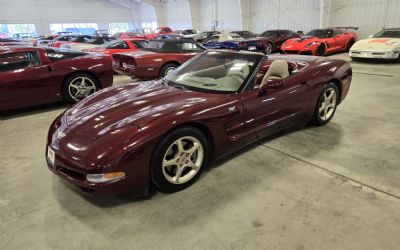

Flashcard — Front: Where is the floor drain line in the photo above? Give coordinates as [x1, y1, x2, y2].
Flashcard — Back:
[259, 143, 400, 201]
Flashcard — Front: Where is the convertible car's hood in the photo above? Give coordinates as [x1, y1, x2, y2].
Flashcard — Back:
[284, 36, 318, 47]
[63, 81, 216, 139]
[350, 38, 400, 52]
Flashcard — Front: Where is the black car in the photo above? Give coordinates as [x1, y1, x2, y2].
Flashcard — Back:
[231, 31, 258, 39]
[0, 38, 20, 43]
[193, 31, 222, 43]
[260, 29, 301, 50]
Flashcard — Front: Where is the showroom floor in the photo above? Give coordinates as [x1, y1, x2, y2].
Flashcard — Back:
[1, 53, 400, 249]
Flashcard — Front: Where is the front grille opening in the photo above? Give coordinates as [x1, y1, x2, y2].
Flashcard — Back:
[300, 51, 313, 55]
[57, 166, 85, 181]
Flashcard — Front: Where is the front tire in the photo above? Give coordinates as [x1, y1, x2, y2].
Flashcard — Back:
[315, 44, 326, 56]
[151, 127, 209, 192]
[311, 82, 339, 126]
[160, 63, 179, 77]
[62, 73, 99, 103]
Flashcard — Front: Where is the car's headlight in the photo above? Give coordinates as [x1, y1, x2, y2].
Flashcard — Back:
[86, 172, 126, 183]
[306, 42, 318, 47]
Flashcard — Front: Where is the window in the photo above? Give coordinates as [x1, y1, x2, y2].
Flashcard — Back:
[131, 40, 149, 49]
[108, 23, 129, 34]
[204, 36, 218, 43]
[0, 24, 37, 39]
[0, 52, 40, 72]
[177, 43, 204, 52]
[142, 22, 157, 33]
[49, 23, 98, 35]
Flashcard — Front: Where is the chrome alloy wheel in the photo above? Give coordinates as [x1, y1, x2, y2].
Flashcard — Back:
[318, 87, 337, 121]
[162, 136, 204, 185]
[264, 43, 272, 55]
[68, 77, 96, 101]
[164, 66, 176, 76]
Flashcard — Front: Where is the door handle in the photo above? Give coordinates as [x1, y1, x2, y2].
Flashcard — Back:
[47, 66, 53, 73]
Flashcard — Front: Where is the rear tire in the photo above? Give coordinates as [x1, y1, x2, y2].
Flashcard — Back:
[311, 82, 339, 126]
[160, 63, 179, 77]
[345, 39, 355, 52]
[151, 127, 209, 192]
[264, 43, 273, 55]
[62, 73, 99, 103]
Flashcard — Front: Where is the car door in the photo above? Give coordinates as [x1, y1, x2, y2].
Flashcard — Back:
[241, 60, 312, 139]
[333, 30, 347, 50]
[0, 51, 55, 111]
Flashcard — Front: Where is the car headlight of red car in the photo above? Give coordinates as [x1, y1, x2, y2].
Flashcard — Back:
[306, 42, 318, 47]
[86, 172, 126, 183]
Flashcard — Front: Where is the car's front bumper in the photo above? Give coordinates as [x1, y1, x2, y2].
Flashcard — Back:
[46, 144, 149, 196]
[350, 50, 400, 59]
[281, 47, 315, 56]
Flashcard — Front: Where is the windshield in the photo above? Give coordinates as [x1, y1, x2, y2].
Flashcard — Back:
[306, 29, 333, 38]
[197, 32, 211, 37]
[165, 51, 262, 93]
[99, 40, 125, 49]
[372, 30, 400, 38]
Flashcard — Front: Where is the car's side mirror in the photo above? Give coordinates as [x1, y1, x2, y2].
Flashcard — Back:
[258, 78, 284, 96]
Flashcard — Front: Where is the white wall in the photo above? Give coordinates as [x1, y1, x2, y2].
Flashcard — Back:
[325, 0, 400, 39]
[193, 0, 242, 32]
[161, 0, 193, 30]
[250, 0, 320, 33]
[0, 0, 134, 34]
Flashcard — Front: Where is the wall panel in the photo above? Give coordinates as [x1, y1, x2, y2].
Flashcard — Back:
[250, 0, 320, 33]
[327, 0, 400, 38]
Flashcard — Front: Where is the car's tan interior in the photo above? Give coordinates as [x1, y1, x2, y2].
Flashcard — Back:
[260, 60, 290, 86]
[254, 59, 308, 87]
[172, 61, 251, 91]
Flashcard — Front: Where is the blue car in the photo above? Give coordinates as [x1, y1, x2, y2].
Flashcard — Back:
[202, 33, 273, 54]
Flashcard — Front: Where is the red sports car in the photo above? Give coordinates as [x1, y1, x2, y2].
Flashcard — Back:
[0, 46, 113, 112]
[83, 38, 149, 58]
[112, 39, 205, 79]
[143, 26, 173, 40]
[46, 50, 352, 195]
[281, 27, 358, 56]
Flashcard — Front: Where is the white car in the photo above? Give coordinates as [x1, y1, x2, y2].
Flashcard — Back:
[60, 37, 114, 51]
[349, 28, 400, 61]
[172, 29, 199, 39]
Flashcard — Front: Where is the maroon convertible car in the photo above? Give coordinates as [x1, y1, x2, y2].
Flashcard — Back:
[46, 51, 352, 195]
[0, 46, 113, 112]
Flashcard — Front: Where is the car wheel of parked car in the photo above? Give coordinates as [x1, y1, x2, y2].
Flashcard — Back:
[345, 39, 355, 52]
[264, 43, 273, 55]
[315, 44, 326, 56]
[151, 127, 209, 192]
[160, 63, 179, 77]
[63, 74, 99, 103]
[312, 82, 339, 126]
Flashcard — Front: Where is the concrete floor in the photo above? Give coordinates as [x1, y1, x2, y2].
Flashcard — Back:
[1, 54, 400, 249]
